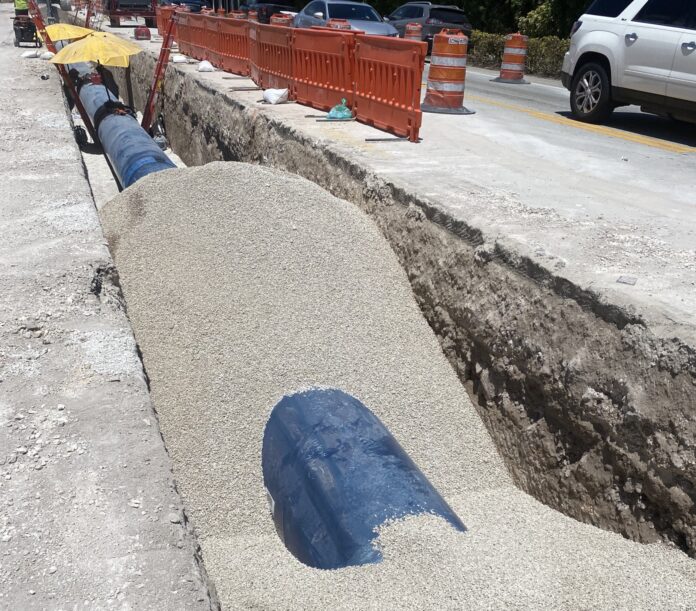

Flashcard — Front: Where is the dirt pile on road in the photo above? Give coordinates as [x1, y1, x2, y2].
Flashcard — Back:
[100, 162, 696, 609]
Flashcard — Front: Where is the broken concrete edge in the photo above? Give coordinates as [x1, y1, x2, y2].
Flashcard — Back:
[14, 37, 221, 610]
[105, 46, 695, 557]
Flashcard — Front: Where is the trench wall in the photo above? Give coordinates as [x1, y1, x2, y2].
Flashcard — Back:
[111, 51, 696, 556]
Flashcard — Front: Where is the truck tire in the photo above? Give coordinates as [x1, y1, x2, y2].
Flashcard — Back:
[570, 62, 613, 124]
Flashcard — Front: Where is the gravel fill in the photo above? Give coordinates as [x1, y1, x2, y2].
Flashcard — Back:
[101, 162, 696, 609]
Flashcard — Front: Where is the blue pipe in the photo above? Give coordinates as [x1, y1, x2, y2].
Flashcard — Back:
[78, 82, 175, 188]
[262, 388, 466, 570]
[62, 51, 175, 189]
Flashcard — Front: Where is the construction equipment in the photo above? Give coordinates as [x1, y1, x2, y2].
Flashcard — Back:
[104, 0, 157, 28]
[12, 15, 41, 47]
[141, 11, 177, 133]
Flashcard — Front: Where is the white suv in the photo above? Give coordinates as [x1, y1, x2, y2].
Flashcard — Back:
[561, 0, 696, 123]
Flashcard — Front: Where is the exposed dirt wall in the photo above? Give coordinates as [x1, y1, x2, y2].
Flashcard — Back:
[111, 53, 696, 556]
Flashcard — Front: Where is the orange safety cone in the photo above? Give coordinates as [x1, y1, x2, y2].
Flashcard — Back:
[326, 18, 351, 30]
[404, 22, 422, 41]
[492, 32, 529, 84]
[248, 9, 258, 21]
[421, 29, 474, 115]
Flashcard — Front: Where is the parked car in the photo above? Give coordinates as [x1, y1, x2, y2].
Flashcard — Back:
[562, 0, 696, 124]
[294, 0, 398, 36]
[242, 0, 297, 23]
[385, 1, 471, 51]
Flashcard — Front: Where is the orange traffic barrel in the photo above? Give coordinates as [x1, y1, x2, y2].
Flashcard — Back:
[270, 12, 293, 25]
[230, 10, 247, 19]
[200, 7, 214, 14]
[492, 32, 529, 84]
[404, 22, 422, 41]
[421, 29, 474, 115]
[327, 18, 351, 30]
[134, 24, 151, 39]
[217, 7, 226, 15]
[248, 9, 258, 21]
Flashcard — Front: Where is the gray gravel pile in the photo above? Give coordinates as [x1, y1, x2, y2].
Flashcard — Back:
[101, 162, 696, 609]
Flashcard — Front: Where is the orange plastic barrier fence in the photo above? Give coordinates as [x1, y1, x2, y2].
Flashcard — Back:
[205, 16, 223, 66]
[177, 13, 207, 61]
[216, 18, 251, 76]
[156, 5, 176, 38]
[173, 18, 426, 140]
[175, 12, 193, 56]
[249, 22, 293, 90]
[353, 34, 426, 142]
[292, 27, 355, 111]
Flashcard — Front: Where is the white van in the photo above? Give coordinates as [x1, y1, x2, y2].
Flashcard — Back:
[561, 0, 696, 123]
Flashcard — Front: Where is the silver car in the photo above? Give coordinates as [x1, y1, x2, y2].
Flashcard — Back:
[294, 0, 398, 36]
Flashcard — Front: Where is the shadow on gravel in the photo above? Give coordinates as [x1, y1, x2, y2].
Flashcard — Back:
[557, 110, 696, 147]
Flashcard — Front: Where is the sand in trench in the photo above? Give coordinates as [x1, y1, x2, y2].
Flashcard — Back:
[101, 162, 696, 609]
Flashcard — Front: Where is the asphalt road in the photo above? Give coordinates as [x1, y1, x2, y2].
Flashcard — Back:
[463, 66, 696, 153]
[410, 65, 696, 340]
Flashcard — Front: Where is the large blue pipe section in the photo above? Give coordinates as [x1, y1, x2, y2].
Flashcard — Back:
[79, 83, 175, 188]
[262, 388, 466, 570]
[65, 54, 175, 189]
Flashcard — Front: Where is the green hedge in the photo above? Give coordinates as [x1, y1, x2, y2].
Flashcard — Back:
[468, 31, 570, 78]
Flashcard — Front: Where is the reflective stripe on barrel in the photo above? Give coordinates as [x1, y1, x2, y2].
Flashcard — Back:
[499, 32, 528, 81]
[248, 9, 258, 21]
[423, 29, 469, 110]
[230, 10, 247, 19]
[404, 22, 422, 41]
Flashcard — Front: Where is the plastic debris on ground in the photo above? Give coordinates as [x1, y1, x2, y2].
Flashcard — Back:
[263, 88, 289, 105]
[327, 98, 353, 120]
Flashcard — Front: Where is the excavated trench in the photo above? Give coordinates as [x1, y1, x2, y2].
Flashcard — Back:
[110, 53, 696, 557]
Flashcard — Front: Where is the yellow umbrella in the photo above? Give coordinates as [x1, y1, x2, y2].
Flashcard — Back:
[50, 31, 143, 68]
[44, 23, 93, 41]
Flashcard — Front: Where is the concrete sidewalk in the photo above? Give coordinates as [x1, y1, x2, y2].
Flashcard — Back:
[0, 7, 215, 608]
